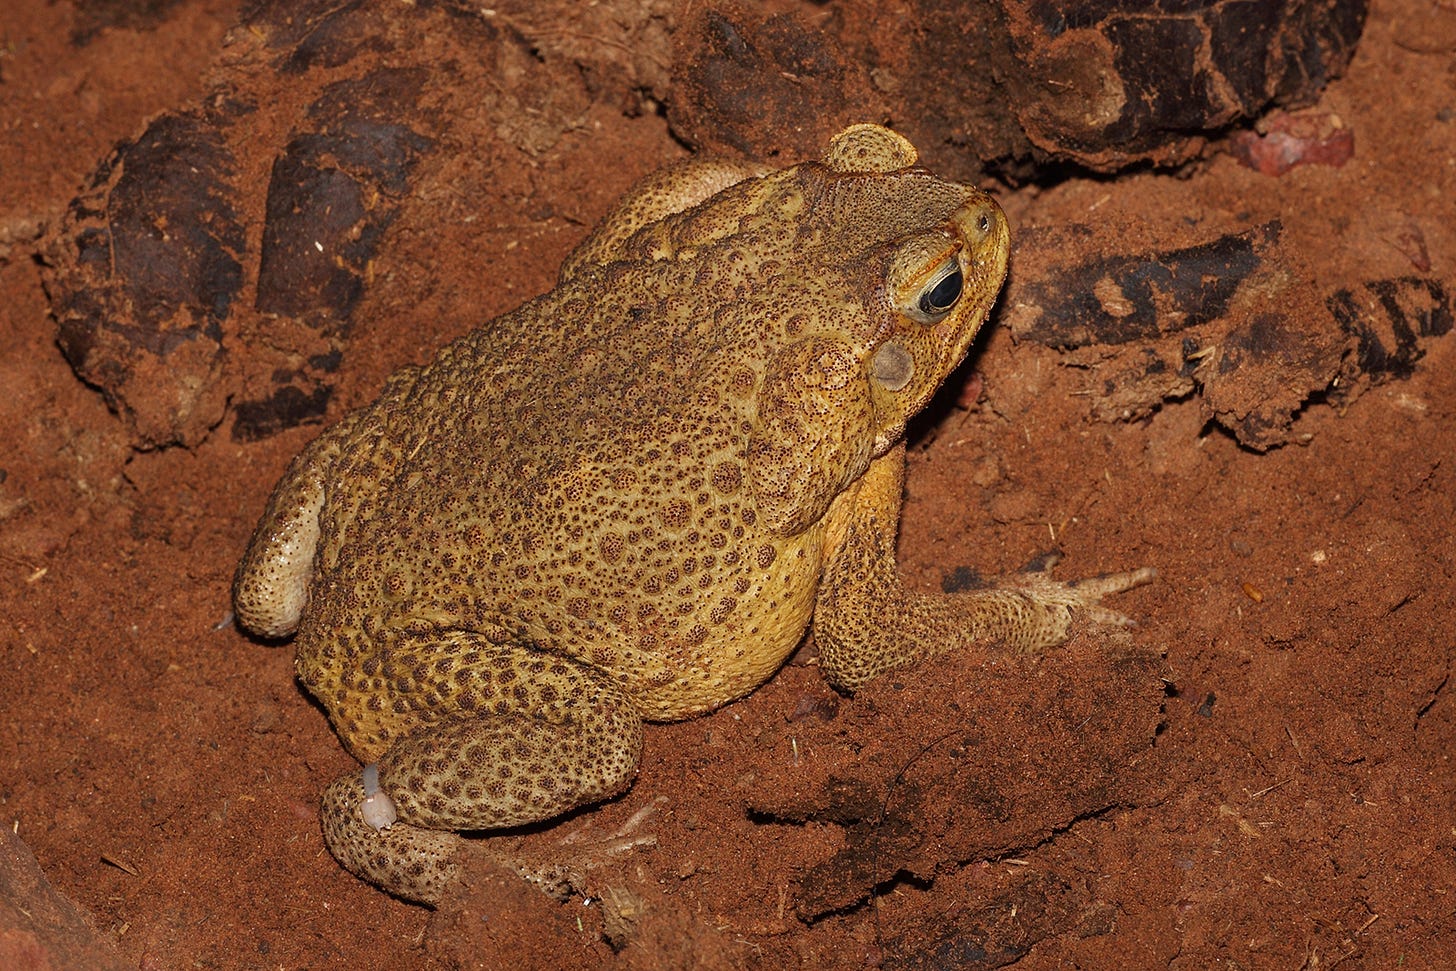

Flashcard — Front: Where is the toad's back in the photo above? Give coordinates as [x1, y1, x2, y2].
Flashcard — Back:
[292, 237, 831, 748]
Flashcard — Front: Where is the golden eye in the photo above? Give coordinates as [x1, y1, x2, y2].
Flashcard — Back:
[914, 259, 963, 321]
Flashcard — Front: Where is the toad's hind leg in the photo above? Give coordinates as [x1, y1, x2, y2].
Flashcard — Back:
[319, 641, 643, 905]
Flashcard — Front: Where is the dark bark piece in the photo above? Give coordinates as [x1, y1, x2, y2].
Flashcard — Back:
[49, 109, 243, 448]
[1001, 216, 1402, 451]
[1329, 277, 1454, 380]
[253, 68, 434, 329]
[1012, 223, 1279, 349]
[671, 0, 1368, 180]
[41, 1, 487, 447]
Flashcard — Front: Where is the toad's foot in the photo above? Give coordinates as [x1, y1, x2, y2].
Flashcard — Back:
[513, 796, 666, 901]
[995, 563, 1159, 644]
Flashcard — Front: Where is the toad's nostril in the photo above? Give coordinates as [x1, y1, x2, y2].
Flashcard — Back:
[965, 201, 1000, 241]
[956, 196, 1005, 243]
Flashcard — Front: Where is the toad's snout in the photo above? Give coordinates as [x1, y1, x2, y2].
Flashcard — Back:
[952, 194, 1010, 277]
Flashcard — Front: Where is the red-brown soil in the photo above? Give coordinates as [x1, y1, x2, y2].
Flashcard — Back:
[2, 1, 1453, 968]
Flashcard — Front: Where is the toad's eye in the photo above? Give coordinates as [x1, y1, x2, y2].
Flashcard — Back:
[915, 260, 963, 320]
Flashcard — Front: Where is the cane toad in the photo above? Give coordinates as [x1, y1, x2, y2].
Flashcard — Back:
[233, 124, 1154, 904]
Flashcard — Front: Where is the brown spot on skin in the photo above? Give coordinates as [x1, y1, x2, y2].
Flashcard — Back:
[662, 498, 691, 529]
[710, 597, 737, 624]
[712, 461, 743, 494]
[731, 366, 756, 396]
[755, 544, 777, 568]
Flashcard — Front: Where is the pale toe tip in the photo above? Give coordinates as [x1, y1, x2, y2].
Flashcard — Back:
[359, 763, 399, 831]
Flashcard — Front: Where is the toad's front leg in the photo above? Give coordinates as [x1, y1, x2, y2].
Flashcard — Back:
[812, 445, 1156, 692]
